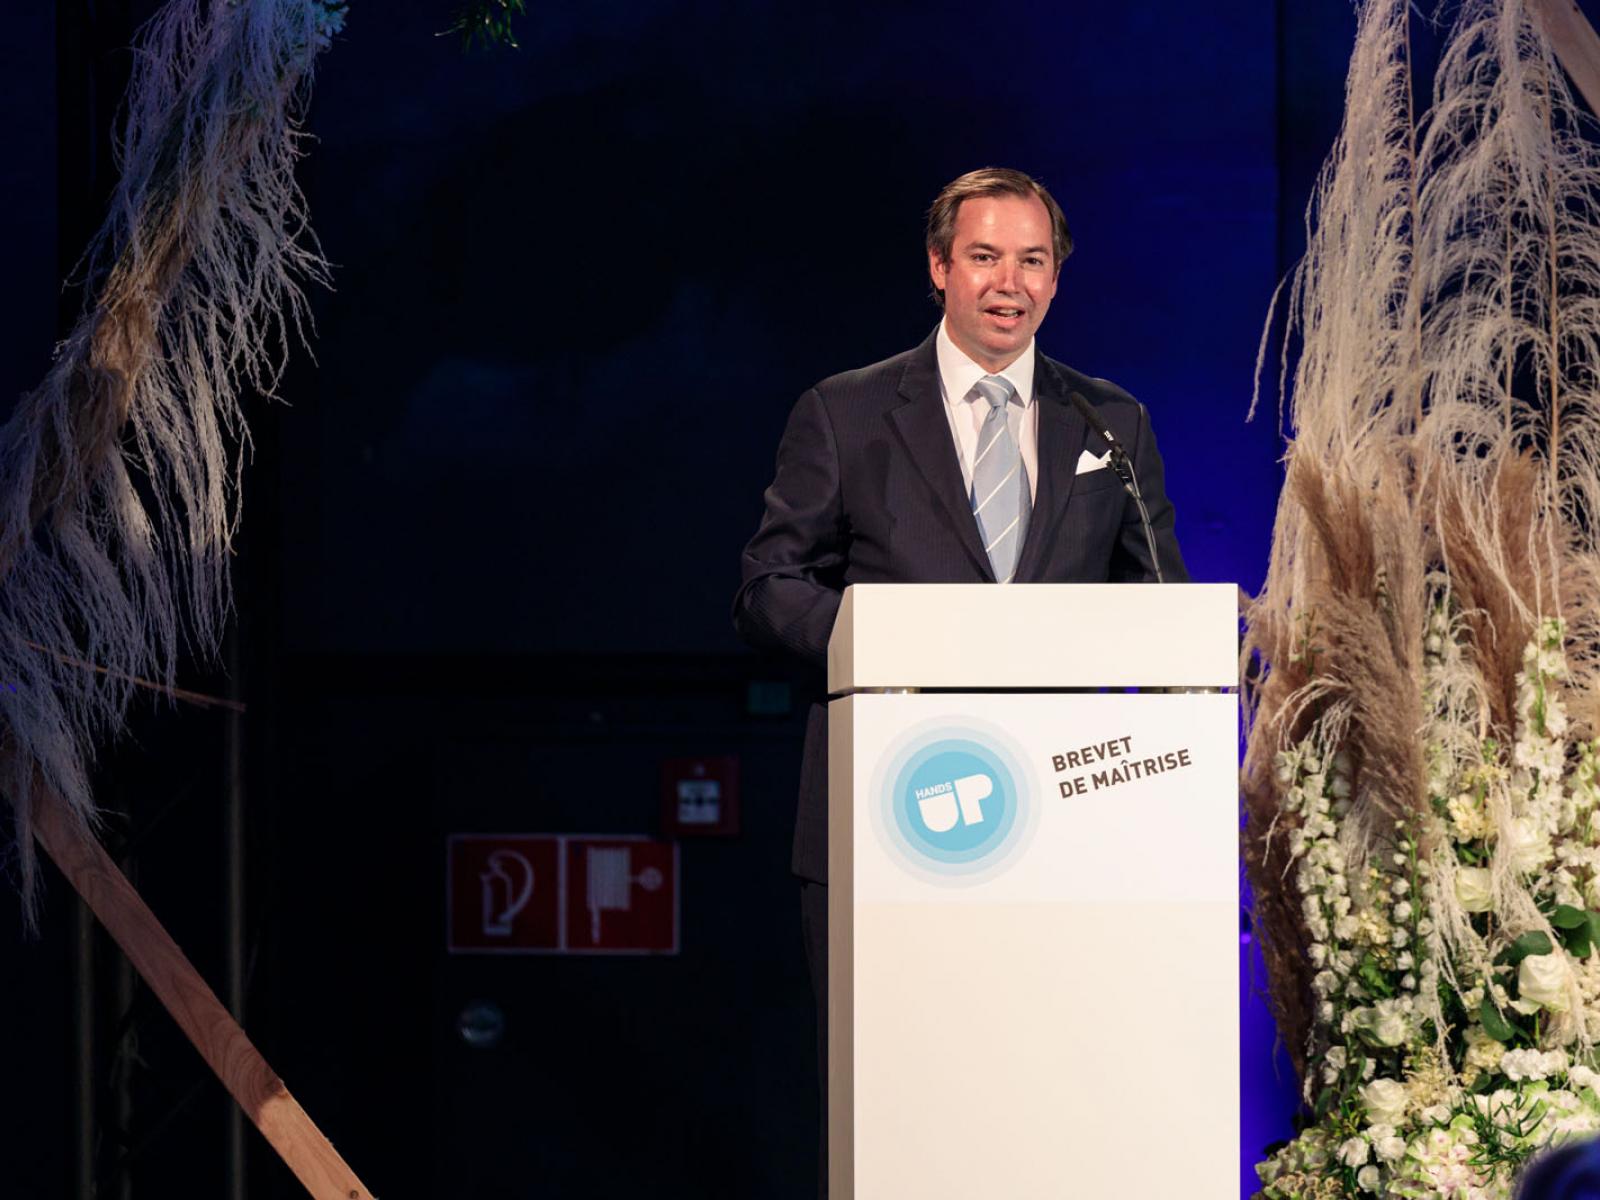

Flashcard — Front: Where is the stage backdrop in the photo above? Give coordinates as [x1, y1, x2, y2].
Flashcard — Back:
[0, 1, 1432, 1195]
[274, 1, 1284, 655]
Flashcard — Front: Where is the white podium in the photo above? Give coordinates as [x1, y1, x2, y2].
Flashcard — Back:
[827, 584, 1240, 1199]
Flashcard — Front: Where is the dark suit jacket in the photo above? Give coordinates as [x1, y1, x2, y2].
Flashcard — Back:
[732, 328, 1187, 883]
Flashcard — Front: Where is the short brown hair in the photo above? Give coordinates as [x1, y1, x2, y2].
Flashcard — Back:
[925, 168, 1073, 307]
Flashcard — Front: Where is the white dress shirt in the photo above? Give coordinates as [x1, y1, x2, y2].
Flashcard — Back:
[935, 320, 1039, 503]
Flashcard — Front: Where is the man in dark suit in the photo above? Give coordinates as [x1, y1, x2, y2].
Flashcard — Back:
[731, 167, 1185, 1193]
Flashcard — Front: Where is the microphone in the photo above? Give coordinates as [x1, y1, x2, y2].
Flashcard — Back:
[1067, 391, 1165, 584]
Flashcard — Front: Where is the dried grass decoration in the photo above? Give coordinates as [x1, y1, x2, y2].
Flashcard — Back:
[1245, 0, 1600, 1195]
[0, 0, 343, 918]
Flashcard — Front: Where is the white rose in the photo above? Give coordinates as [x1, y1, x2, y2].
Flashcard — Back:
[1361, 1077, 1410, 1126]
[1339, 1136, 1371, 1168]
[1375, 1134, 1406, 1163]
[1357, 1164, 1381, 1191]
[1455, 867, 1493, 913]
[1507, 817, 1552, 873]
[1520, 952, 1573, 1012]
[1350, 1004, 1410, 1049]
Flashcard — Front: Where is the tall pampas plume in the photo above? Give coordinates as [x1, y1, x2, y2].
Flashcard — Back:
[1249, 0, 1600, 1194]
[0, 0, 344, 920]
[1244, 0, 1425, 1074]
[1416, 0, 1600, 708]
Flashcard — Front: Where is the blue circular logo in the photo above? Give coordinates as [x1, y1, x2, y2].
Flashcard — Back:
[877, 725, 1035, 881]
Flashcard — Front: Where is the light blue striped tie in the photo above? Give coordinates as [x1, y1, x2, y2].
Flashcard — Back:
[970, 374, 1030, 583]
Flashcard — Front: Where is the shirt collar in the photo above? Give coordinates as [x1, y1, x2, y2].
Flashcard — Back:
[935, 319, 1036, 409]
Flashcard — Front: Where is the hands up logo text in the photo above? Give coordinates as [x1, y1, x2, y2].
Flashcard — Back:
[876, 724, 1037, 884]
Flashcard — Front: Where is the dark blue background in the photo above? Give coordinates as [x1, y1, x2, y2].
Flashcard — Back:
[278, 2, 1283, 654]
[0, 2, 1515, 1196]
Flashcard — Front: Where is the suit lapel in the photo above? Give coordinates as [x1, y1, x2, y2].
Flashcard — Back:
[1014, 355, 1088, 583]
[888, 332, 993, 579]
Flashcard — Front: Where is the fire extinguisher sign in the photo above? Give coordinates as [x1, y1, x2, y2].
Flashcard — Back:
[446, 834, 679, 956]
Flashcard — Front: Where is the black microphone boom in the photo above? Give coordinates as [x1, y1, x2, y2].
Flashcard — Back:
[1067, 391, 1165, 584]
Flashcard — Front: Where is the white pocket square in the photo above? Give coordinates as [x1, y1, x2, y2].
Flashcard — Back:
[1075, 448, 1112, 474]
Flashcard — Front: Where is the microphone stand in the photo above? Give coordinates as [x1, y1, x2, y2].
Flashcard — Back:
[1067, 392, 1165, 583]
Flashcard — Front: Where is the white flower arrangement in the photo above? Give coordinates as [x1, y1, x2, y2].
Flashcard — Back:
[1256, 618, 1600, 1199]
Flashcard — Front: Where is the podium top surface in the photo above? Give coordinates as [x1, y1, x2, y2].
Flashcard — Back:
[826, 583, 1240, 693]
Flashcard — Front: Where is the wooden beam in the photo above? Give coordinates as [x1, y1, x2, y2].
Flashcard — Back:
[32, 792, 375, 1200]
[1529, 0, 1600, 118]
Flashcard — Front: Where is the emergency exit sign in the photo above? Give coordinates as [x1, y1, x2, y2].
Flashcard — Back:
[447, 833, 679, 955]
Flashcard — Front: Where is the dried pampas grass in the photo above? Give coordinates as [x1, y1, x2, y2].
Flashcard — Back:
[1248, 0, 1600, 1078]
[0, 0, 341, 919]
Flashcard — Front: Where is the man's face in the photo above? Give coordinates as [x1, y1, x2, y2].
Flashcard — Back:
[929, 193, 1059, 373]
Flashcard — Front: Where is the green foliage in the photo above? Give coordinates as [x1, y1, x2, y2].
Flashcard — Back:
[444, 0, 528, 50]
[1462, 1088, 1545, 1175]
[1496, 931, 1553, 968]
[1478, 995, 1516, 1043]
[1358, 953, 1395, 999]
[1550, 905, 1600, 958]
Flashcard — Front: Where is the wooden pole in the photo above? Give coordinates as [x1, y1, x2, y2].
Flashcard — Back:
[1529, 0, 1600, 118]
[31, 792, 375, 1200]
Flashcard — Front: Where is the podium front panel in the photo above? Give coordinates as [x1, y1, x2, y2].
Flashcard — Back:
[829, 691, 1238, 1200]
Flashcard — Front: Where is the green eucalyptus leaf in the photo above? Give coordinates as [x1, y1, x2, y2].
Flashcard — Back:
[1498, 931, 1554, 968]
[1313, 1086, 1336, 1120]
[1551, 905, 1588, 929]
[1480, 997, 1516, 1043]
[1358, 956, 1395, 998]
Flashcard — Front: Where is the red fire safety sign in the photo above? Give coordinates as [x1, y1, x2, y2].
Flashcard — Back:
[447, 834, 679, 955]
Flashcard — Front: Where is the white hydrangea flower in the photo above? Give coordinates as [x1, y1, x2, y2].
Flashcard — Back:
[1500, 1047, 1568, 1081]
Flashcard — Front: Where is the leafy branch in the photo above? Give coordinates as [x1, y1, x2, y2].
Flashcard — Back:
[442, 0, 527, 50]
